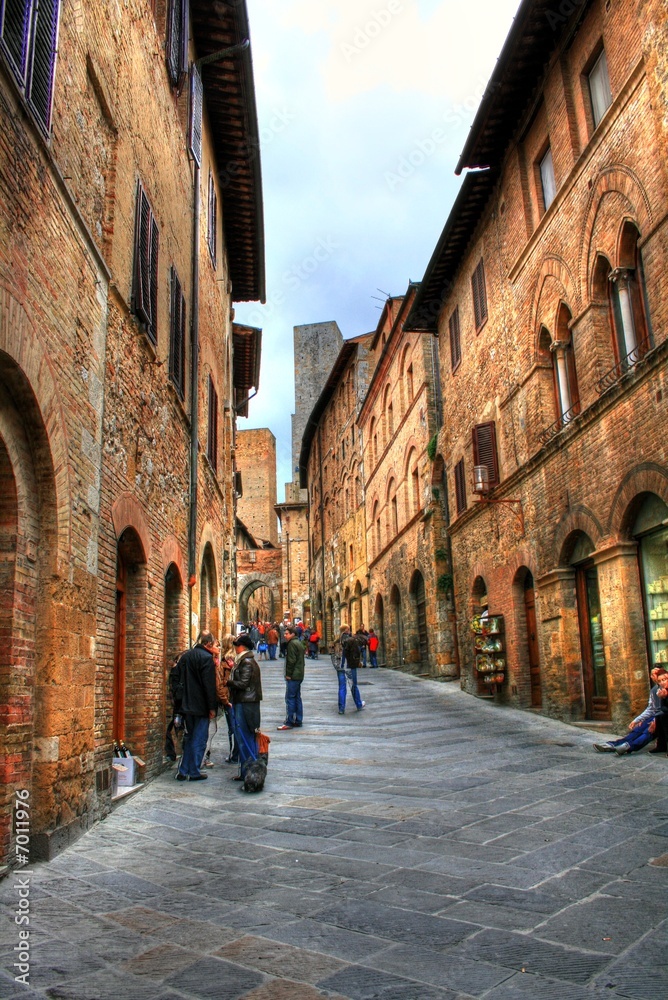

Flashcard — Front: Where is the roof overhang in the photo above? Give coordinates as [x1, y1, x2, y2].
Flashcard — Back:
[233, 322, 262, 417]
[404, 171, 496, 333]
[455, 0, 594, 175]
[191, 0, 266, 302]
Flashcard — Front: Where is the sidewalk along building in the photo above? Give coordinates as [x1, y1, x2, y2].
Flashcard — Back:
[0, 0, 264, 865]
[406, 0, 668, 729]
[299, 333, 375, 647]
[358, 285, 459, 677]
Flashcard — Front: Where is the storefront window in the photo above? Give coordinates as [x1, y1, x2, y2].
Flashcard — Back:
[635, 494, 668, 667]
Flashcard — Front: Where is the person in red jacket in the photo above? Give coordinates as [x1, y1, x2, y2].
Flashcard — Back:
[368, 628, 380, 668]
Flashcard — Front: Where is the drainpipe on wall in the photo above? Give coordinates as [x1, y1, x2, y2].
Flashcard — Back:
[188, 158, 200, 648]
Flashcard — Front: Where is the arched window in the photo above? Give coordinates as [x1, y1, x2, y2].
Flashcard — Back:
[551, 304, 580, 423]
[382, 386, 392, 446]
[609, 222, 651, 365]
[372, 499, 381, 556]
[369, 417, 377, 465]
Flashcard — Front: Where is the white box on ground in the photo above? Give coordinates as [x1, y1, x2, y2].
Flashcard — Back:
[112, 756, 136, 787]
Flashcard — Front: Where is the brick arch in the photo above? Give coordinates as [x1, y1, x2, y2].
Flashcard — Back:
[0, 285, 71, 569]
[161, 534, 185, 583]
[531, 255, 578, 353]
[402, 438, 421, 477]
[607, 462, 668, 537]
[111, 493, 151, 563]
[552, 504, 604, 566]
[579, 165, 653, 300]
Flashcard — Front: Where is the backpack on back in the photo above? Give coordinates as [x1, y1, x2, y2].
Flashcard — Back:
[342, 635, 361, 669]
[169, 656, 185, 708]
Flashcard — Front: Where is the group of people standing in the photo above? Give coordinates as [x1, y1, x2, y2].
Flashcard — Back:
[168, 630, 264, 784]
[166, 620, 383, 783]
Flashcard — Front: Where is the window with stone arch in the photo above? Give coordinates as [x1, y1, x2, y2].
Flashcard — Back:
[405, 447, 420, 517]
[610, 221, 651, 364]
[382, 385, 392, 448]
[547, 303, 580, 424]
[369, 416, 377, 467]
[371, 498, 380, 557]
[399, 343, 412, 414]
[387, 477, 399, 538]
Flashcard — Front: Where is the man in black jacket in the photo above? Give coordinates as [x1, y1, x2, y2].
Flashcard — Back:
[175, 632, 218, 781]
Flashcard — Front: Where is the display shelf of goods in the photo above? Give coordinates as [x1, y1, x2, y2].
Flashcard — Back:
[472, 614, 505, 688]
[648, 580, 668, 663]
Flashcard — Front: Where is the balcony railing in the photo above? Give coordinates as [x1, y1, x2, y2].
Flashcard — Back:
[538, 403, 581, 445]
[596, 345, 645, 394]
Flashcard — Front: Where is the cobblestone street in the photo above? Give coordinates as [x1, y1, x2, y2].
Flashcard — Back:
[2, 662, 668, 1000]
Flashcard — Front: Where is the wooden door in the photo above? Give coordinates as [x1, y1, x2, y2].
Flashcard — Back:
[113, 559, 127, 741]
[524, 579, 542, 708]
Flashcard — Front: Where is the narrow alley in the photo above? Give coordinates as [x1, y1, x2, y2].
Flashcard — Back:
[2, 664, 667, 1000]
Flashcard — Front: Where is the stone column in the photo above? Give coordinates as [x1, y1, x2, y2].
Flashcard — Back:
[591, 541, 649, 728]
[535, 567, 585, 720]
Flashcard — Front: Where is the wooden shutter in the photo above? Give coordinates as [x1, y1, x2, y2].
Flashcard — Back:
[1, 0, 32, 80]
[449, 306, 461, 370]
[26, 0, 59, 131]
[189, 62, 203, 166]
[472, 259, 488, 330]
[472, 422, 499, 487]
[207, 376, 218, 472]
[454, 458, 467, 515]
[133, 184, 159, 343]
[166, 0, 188, 90]
[169, 267, 185, 398]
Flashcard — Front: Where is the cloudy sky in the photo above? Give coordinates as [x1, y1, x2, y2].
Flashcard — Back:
[235, 0, 521, 496]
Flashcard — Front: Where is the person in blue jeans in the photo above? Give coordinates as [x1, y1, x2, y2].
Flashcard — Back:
[277, 625, 305, 730]
[594, 667, 667, 754]
[175, 632, 218, 781]
[336, 626, 365, 714]
[227, 633, 263, 779]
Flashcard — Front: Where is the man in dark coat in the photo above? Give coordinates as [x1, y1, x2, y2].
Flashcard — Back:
[228, 633, 263, 778]
[175, 632, 218, 781]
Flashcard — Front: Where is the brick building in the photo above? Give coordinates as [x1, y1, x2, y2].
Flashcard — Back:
[358, 285, 458, 676]
[406, 0, 668, 728]
[0, 1, 263, 865]
[236, 428, 279, 547]
[300, 333, 374, 645]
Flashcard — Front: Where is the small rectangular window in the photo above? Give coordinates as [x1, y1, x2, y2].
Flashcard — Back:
[473, 422, 500, 488]
[207, 172, 217, 268]
[454, 458, 467, 515]
[449, 306, 461, 370]
[169, 267, 186, 399]
[588, 49, 612, 128]
[132, 183, 160, 345]
[539, 147, 556, 212]
[207, 375, 218, 472]
[0, 0, 60, 134]
[471, 259, 488, 331]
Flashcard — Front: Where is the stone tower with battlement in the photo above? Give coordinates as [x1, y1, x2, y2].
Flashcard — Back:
[291, 321, 343, 482]
[236, 429, 279, 547]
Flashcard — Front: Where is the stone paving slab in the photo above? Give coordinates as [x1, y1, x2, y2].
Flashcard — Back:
[1, 662, 667, 998]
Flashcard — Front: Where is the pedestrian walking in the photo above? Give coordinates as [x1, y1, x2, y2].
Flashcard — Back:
[334, 625, 365, 714]
[355, 625, 369, 667]
[267, 624, 279, 660]
[277, 624, 305, 730]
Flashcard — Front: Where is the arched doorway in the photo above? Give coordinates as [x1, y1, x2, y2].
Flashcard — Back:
[374, 593, 385, 665]
[199, 543, 219, 637]
[163, 562, 184, 733]
[239, 579, 278, 625]
[523, 571, 542, 708]
[114, 529, 148, 751]
[564, 531, 610, 721]
[410, 570, 429, 667]
[629, 492, 668, 669]
[390, 585, 403, 668]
